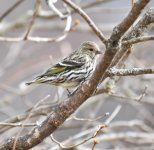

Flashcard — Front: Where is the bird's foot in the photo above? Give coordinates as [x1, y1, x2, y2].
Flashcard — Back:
[67, 88, 78, 97]
[67, 89, 73, 97]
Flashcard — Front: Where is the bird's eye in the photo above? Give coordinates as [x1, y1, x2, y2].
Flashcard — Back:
[89, 48, 93, 51]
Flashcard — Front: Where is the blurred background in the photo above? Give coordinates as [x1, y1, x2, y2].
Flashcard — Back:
[0, 0, 154, 149]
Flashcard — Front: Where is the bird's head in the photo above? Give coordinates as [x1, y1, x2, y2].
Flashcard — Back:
[80, 41, 102, 58]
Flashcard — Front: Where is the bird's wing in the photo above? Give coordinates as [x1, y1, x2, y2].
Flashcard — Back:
[39, 60, 85, 77]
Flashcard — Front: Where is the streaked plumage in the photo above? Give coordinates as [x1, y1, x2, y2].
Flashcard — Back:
[26, 41, 101, 88]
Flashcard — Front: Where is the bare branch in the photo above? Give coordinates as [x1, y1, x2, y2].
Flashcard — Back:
[0, 35, 68, 43]
[23, 0, 41, 39]
[92, 139, 99, 150]
[0, 0, 110, 35]
[124, 8, 154, 41]
[96, 131, 154, 144]
[0, 0, 27, 22]
[46, 0, 67, 19]
[110, 8, 154, 70]
[0, 0, 72, 43]
[110, 0, 150, 43]
[0, 122, 37, 127]
[105, 105, 122, 124]
[123, 35, 154, 45]
[108, 86, 148, 102]
[59, 106, 122, 146]
[69, 113, 109, 122]
[110, 120, 153, 132]
[38, 0, 111, 20]
[108, 68, 154, 77]
[62, 0, 107, 44]
[0, 104, 54, 134]
[50, 124, 107, 149]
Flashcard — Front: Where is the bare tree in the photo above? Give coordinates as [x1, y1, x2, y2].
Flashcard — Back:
[0, 0, 154, 149]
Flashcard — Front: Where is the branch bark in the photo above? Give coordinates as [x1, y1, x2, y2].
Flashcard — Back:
[108, 68, 154, 77]
[110, 0, 150, 43]
[122, 36, 154, 45]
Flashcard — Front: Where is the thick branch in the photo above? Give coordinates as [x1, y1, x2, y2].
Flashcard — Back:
[0, 17, 116, 150]
[124, 8, 154, 41]
[111, 8, 154, 68]
[110, 0, 150, 43]
[0, 40, 116, 150]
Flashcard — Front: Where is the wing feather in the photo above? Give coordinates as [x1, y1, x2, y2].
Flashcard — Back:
[38, 60, 85, 77]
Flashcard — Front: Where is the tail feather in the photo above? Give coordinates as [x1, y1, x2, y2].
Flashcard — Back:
[25, 81, 34, 85]
[25, 77, 46, 86]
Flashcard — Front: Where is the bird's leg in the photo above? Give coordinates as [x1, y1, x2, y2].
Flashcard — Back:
[66, 78, 89, 97]
[67, 89, 72, 97]
[80, 78, 86, 86]
[93, 87, 98, 94]
[67, 88, 79, 97]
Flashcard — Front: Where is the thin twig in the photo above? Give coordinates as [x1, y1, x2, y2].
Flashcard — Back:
[58, 105, 122, 148]
[69, 113, 109, 122]
[46, 0, 67, 19]
[0, 0, 72, 43]
[110, 120, 153, 132]
[0, 0, 27, 22]
[0, 0, 110, 35]
[107, 68, 154, 77]
[109, 86, 148, 102]
[95, 131, 154, 144]
[0, 122, 37, 127]
[62, 0, 107, 44]
[123, 35, 154, 45]
[92, 139, 99, 150]
[12, 94, 50, 150]
[38, 0, 111, 20]
[0, 104, 55, 134]
[23, 0, 41, 39]
[105, 105, 122, 124]
[50, 124, 107, 149]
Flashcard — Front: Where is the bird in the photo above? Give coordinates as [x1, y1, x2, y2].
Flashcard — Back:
[25, 41, 102, 89]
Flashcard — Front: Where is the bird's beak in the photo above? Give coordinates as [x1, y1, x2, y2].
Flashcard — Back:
[96, 51, 102, 55]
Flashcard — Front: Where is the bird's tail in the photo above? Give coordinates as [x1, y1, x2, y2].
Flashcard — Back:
[25, 81, 33, 85]
[25, 75, 46, 86]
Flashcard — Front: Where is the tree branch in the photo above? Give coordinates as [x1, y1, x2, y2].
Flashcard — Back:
[23, 0, 41, 40]
[62, 0, 107, 44]
[0, 0, 27, 22]
[111, 8, 154, 69]
[108, 68, 154, 77]
[110, 0, 150, 43]
[0, 0, 72, 43]
[122, 36, 154, 45]
[124, 8, 154, 41]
